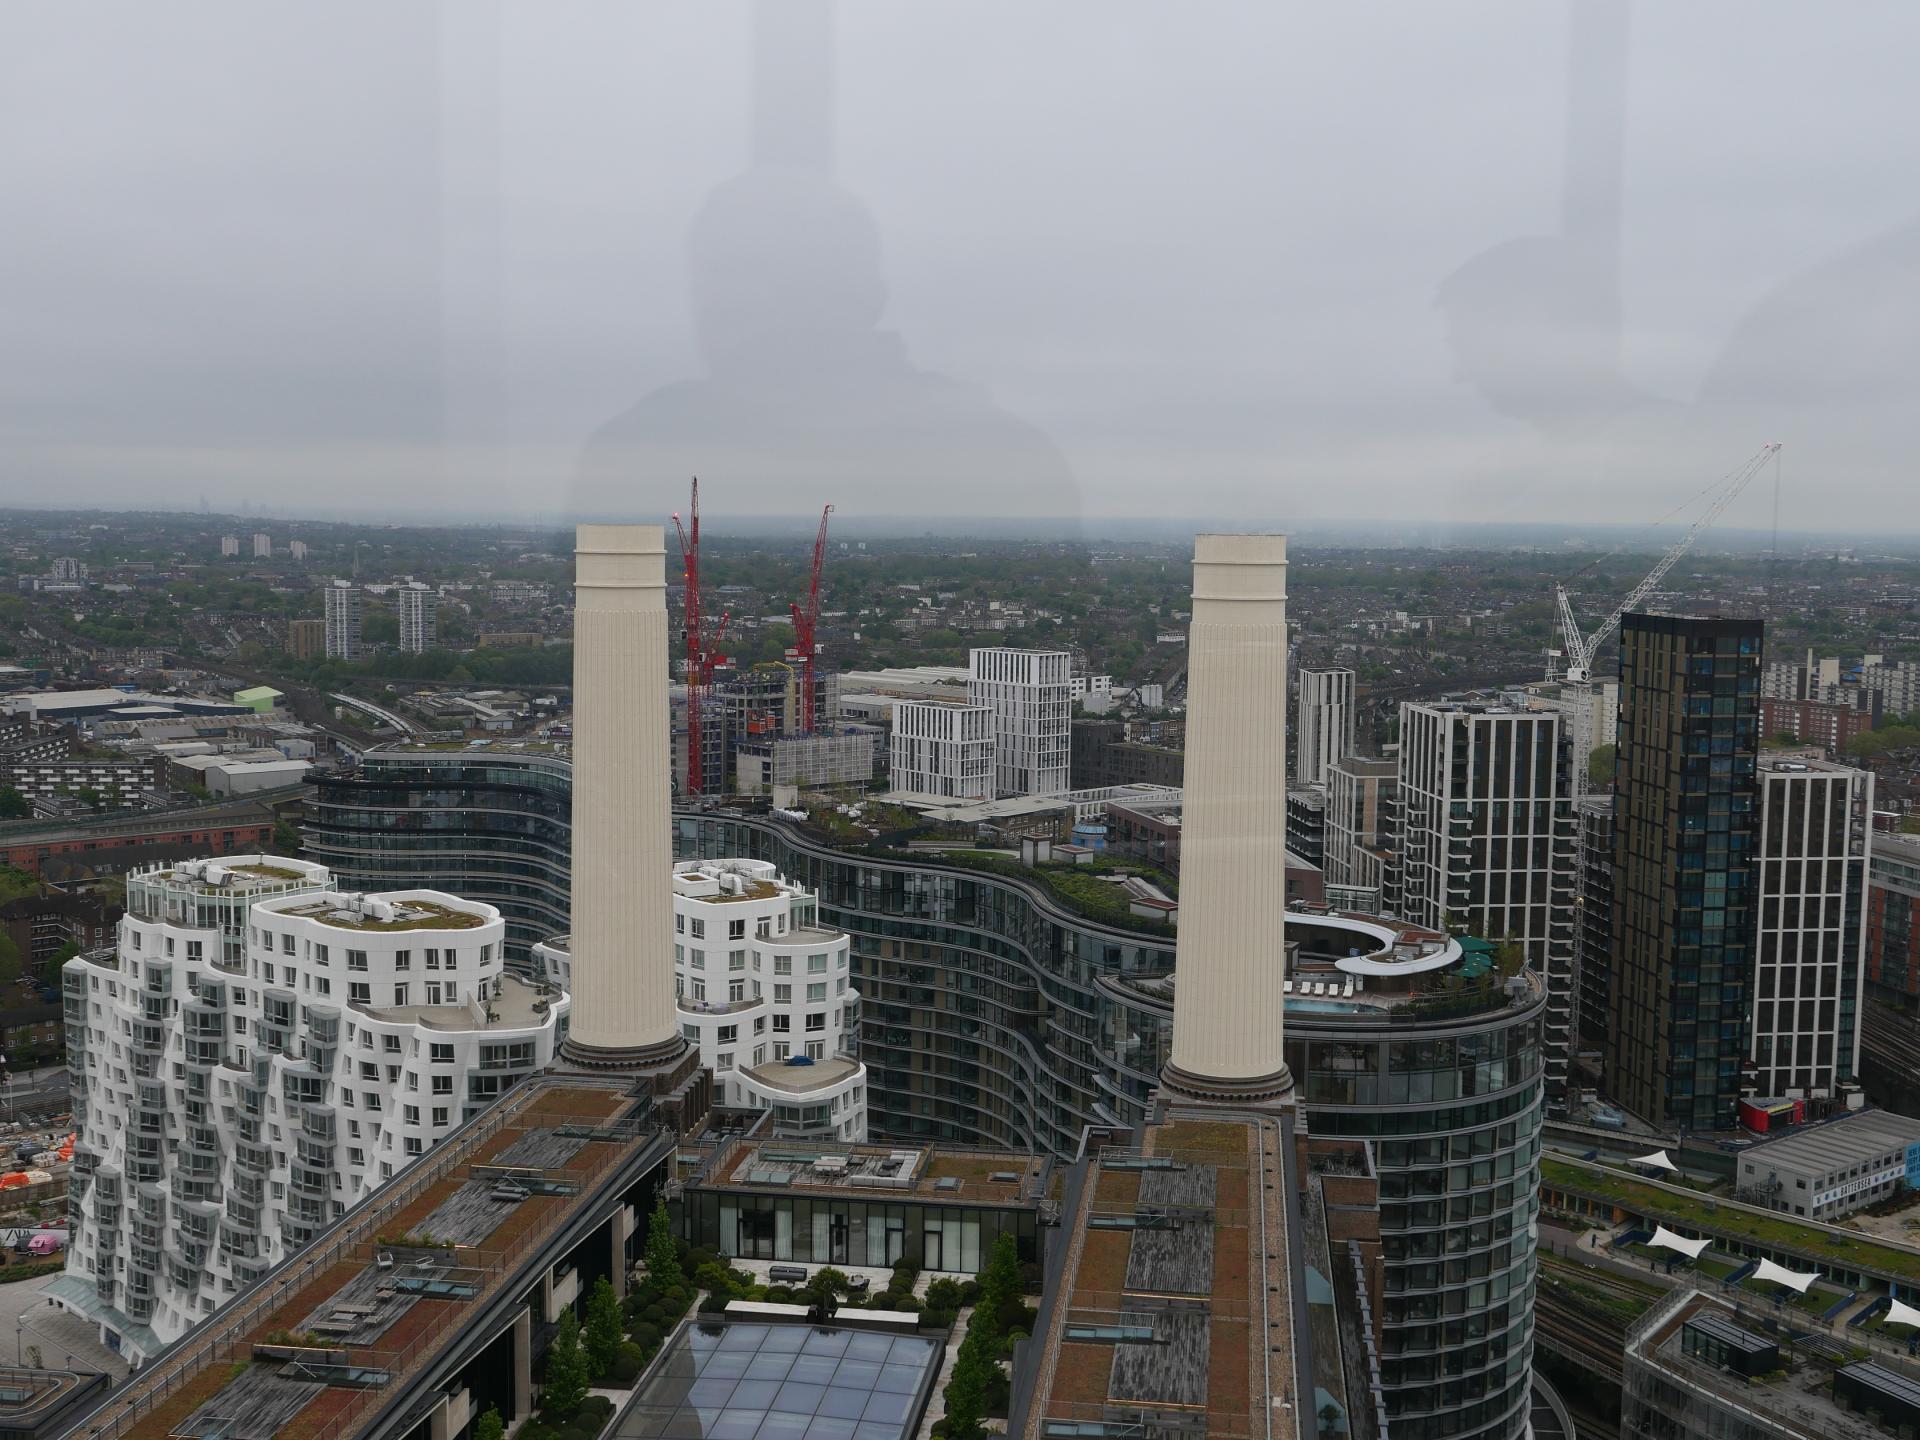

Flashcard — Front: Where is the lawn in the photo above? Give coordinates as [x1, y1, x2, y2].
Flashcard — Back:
[1543, 1156, 1920, 1286]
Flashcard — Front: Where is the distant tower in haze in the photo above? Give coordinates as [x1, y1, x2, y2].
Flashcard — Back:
[397, 582, 437, 654]
[1295, 668, 1356, 786]
[324, 580, 363, 661]
[252, 532, 272, 559]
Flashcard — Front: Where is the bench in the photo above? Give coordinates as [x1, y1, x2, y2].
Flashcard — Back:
[768, 1265, 809, 1284]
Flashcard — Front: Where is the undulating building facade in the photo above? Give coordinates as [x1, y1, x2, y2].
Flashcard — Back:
[535, 858, 866, 1141]
[303, 743, 572, 965]
[1607, 613, 1762, 1131]
[56, 856, 567, 1364]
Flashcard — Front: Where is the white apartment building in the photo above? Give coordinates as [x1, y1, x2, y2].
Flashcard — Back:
[889, 700, 993, 800]
[1394, 702, 1578, 1103]
[289, 540, 308, 562]
[1865, 659, 1920, 719]
[1295, 668, 1355, 787]
[397, 581, 438, 653]
[968, 647, 1070, 797]
[1750, 756, 1873, 1099]
[57, 857, 567, 1364]
[324, 579, 363, 660]
[535, 858, 864, 1140]
[252, 533, 271, 559]
[220, 535, 239, 558]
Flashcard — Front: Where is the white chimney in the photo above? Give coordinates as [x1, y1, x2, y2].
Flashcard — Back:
[1162, 533, 1294, 1103]
[560, 525, 686, 1068]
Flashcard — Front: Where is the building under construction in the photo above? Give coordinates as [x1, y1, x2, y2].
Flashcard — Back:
[672, 667, 846, 797]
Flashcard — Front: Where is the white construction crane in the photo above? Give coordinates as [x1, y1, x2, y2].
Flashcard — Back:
[1552, 442, 1781, 683]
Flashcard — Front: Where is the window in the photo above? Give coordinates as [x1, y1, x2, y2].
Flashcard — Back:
[729, 949, 746, 971]
[432, 1074, 452, 1094]
[347, 950, 368, 971]
[349, 983, 370, 1004]
[774, 984, 791, 1003]
[718, 1024, 738, 1044]
[718, 1053, 734, 1071]
[807, 983, 826, 1002]
[393, 984, 408, 1006]
[773, 1041, 790, 1061]
[772, 1014, 790, 1033]
[836, 951, 847, 969]
[806, 1040, 825, 1060]
[394, 950, 411, 971]
[313, 944, 327, 966]
[773, 955, 791, 975]
[430, 1042, 453, 1063]
[805, 1012, 826, 1032]
[690, 919, 705, 939]
[753, 1045, 765, 1065]
[729, 979, 747, 1003]
[729, 918, 746, 940]
[405, 1071, 419, 1092]
[431, 1107, 449, 1127]
[690, 978, 706, 1002]
[675, 913, 685, 934]
[384, 1034, 402, 1053]
[405, 1137, 423, 1157]
[835, 978, 846, 995]
[262, 963, 275, 983]
[444, 949, 456, 971]
[403, 1104, 420, 1125]
[281, 934, 295, 956]
[690, 950, 705, 970]
[807, 954, 827, 974]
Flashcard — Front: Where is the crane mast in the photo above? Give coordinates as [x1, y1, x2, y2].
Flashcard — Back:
[1554, 442, 1780, 684]
[788, 505, 833, 736]
[671, 478, 730, 796]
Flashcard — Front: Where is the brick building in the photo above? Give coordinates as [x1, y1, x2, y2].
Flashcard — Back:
[1760, 696, 1874, 752]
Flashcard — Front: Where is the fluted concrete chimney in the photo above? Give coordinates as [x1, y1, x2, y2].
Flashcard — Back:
[1162, 533, 1294, 1102]
[560, 525, 687, 1069]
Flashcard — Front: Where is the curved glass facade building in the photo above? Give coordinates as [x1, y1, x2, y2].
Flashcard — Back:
[303, 745, 572, 965]
[677, 809, 1543, 1440]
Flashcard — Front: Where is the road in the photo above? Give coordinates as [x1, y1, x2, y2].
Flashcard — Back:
[0, 1272, 129, 1378]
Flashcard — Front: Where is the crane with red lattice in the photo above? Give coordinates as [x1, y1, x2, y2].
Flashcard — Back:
[786, 505, 833, 735]
[671, 478, 731, 795]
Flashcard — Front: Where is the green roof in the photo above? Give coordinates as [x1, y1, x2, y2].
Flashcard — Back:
[234, 686, 283, 701]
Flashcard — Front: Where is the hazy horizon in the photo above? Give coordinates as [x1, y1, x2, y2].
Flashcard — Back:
[7, 2, 1920, 533]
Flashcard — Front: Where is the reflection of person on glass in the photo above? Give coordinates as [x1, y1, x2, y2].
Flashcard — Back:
[579, 0, 1073, 525]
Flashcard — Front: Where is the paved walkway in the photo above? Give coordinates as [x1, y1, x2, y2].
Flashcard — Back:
[0, 1272, 130, 1378]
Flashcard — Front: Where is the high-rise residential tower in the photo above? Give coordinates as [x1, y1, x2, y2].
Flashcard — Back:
[1323, 753, 1398, 891]
[967, 647, 1070, 797]
[1607, 613, 1762, 1131]
[1750, 755, 1872, 1099]
[252, 532, 271, 558]
[396, 580, 437, 653]
[1394, 701, 1578, 1102]
[1295, 666, 1356, 786]
[323, 579, 362, 660]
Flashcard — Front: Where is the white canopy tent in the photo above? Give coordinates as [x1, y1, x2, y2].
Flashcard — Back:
[1648, 1225, 1710, 1260]
[1630, 1150, 1679, 1173]
[1885, 1298, 1920, 1330]
[1752, 1258, 1817, 1294]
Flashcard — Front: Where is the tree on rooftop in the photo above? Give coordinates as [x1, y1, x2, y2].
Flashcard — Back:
[474, 1406, 505, 1440]
[542, 1309, 590, 1417]
[585, 1276, 622, 1380]
[644, 1197, 679, 1292]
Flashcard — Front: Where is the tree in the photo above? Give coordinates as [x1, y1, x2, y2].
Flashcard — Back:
[473, 1406, 505, 1440]
[939, 1343, 991, 1440]
[1586, 743, 1618, 787]
[270, 819, 302, 857]
[0, 933, 21, 990]
[584, 1276, 622, 1380]
[542, 1309, 590, 1417]
[644, 1198, 679, 1291]
[0, 787, 27, 819]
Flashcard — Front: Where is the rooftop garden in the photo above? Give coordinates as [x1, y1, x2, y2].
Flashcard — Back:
[1543, 1156, 1920, 1285]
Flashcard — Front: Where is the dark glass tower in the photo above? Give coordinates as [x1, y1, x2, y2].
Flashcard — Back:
[1607, 613, 1762, 1130]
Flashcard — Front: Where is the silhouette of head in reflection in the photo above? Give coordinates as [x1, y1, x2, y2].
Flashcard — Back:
[577, 3, 1074, 527]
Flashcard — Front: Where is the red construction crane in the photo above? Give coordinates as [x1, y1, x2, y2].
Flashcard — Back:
[787, 504, 833, 735]
[671, 478, 731, 795]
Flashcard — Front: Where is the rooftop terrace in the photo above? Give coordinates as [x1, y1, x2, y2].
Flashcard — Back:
[275, 894, 489, 933]
[1022, 1113, 1294, 1440]
[71, 1076, 657, 1440]
[691, 1137, 1047, 1208]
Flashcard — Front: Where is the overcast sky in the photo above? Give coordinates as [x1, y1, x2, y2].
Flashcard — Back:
[4, 2, 1918, 533]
